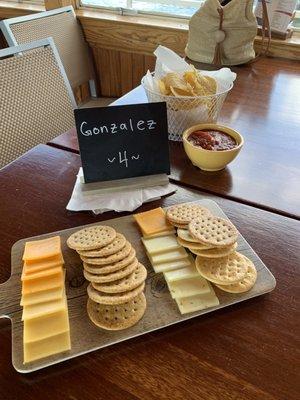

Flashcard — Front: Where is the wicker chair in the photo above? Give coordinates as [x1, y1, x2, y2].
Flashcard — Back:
[0, 38, 76, 169]
[0, 6, 95, 95]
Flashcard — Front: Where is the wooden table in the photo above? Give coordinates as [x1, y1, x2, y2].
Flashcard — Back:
[0, 144, 299, 399]
[49, 58, 300, 219]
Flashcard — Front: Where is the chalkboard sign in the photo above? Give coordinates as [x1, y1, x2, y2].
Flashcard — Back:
[74, 103, 170, 184]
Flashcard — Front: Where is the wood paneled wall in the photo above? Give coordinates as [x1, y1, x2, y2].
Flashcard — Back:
[92, 48, 155, 97]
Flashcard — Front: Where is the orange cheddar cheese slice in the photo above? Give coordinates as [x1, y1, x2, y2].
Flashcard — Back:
[24, 254, 64, 274]
[134, 207, 172, 236]
[21, 266, 63, 282]
[23, 236, 61, 262]
[22, 269, 64, 295]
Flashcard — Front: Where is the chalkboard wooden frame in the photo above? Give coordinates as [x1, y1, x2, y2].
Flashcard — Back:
[74, 103, 170, 184]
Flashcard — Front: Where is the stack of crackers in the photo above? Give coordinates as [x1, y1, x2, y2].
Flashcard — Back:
[166, 203, 257, 294]
[67, 225, 147, 331]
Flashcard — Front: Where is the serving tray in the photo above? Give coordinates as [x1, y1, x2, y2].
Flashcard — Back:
[0, 199, 276, 373]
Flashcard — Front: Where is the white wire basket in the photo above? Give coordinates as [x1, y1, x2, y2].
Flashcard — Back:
[141, 72, 233, 141]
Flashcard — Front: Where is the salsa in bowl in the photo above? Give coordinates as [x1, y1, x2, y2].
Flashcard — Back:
[182, 124, 244, 171]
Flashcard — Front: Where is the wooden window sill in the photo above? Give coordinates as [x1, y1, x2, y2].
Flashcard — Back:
[76, 8, 299, 60]
[0, 2, 45, 19]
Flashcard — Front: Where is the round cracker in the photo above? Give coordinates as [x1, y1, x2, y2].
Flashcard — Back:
[83, 248, 136, 274]
[190, 242, 237, 258]
[81, 241, 132, 265]
[83, 258, 138, 283]
[215, 259, 257, 293]
[166, 203, 210, 225]
[87, 293, 146, 331]
[171, 223, 189, 229]
[77, 233, 126, 258]
[92, 263, 147, 293]
[177, 236, 213, 250]
[189, 216, 238, 247]
[87, 282, 145, 305]
[196, 252, 248, 285]
[67, 225, 116, 251]
[177, 228, 202, 243]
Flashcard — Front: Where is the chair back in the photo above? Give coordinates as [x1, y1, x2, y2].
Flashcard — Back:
[0, 6, 92, 91]
[0, 38, 76, 168]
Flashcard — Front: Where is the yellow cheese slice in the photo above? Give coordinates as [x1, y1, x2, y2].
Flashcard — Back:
[142, 229, 175, 238]
[164, 256, 198, 282]
[24, 254, 64, 274]
[149, 248, 188, 265]
[167, 276, 211, 299]
[22, 269, 64, 295]
[175, 287, 219, 314]
[23, 236, 61, 261]
[153, 258, 191, 273]
[24, 331, 71, 363]
[22, 293, 66, 321]
[142, 235, 180, 255]
[21, 266, 63, 281]
[24, 307, 70, 343]
[20, 286, 64, 307]
[134, 207, 172, 235]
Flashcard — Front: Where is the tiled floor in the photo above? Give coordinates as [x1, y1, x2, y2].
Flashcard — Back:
[80, 97, 117, 108]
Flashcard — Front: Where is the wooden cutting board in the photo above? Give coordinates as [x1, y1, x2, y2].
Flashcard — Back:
[0, 200, 276, 373]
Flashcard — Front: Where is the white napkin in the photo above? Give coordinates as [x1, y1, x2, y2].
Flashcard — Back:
[145, 45, 237, 93]
[66, 170, 176, 214]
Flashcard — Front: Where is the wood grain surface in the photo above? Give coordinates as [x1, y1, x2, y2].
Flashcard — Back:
[6, 199, 275, 372]
[48, 57, 300, 219]
[0, 145, 299, 399]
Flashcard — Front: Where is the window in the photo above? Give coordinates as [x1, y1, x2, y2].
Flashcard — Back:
[80, 0, 204, 18]
[81, 0, 300, 34]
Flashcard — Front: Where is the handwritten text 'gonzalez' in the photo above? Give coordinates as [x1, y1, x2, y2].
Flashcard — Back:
[80, 118, 157, 136]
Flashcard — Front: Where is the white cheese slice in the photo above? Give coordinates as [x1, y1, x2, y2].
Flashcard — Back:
[167, 276, 211, 299]
[176, 286, 220, 314]
[142, 234, 180, 255]
[149, 248, 188, 265]
[164, 256, 198, 282]
[153, 258, 192, 273]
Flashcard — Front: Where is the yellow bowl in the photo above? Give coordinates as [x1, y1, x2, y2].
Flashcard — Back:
[182, 124, 244, 171]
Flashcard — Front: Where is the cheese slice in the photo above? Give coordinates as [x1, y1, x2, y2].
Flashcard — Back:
[149, 248, 188, 265]
[24, 254, 64, 274]
[22, 269, 64, 295]
[21, 266, 63, 281]
[142, 235, 180, 255]
[134, 207, 172, 235]
[176, 289, 219, 314]
[24, 331, 71, 363]
[22, 293, 66, 321]
[153, 258, 191, 273]
[164, 256, 199, 282]
[20, 286, 64, 307]
[23, 236, 61, 261]
[24, 307, 70, 343]
[143, 229, 175, 238]
[167, 276, 211, 299]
